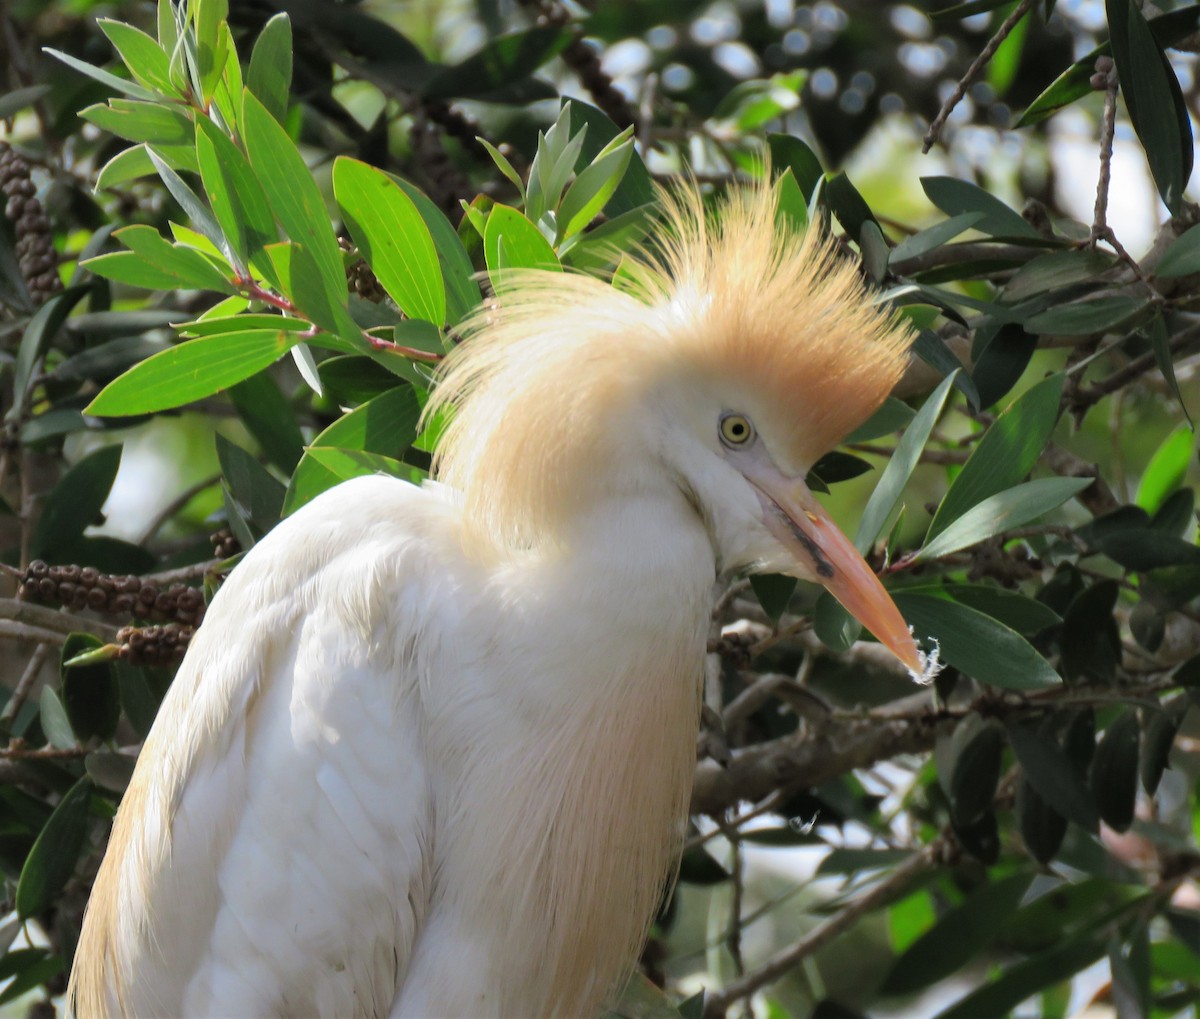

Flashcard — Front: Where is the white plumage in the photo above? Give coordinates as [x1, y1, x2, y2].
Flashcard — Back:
[69, 180, 920, 1018]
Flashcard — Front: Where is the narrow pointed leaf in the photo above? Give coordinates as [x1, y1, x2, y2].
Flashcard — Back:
[892, 592, 1061, 690]
[247, 13, 292, 120]
[16, 778, 93, 919]
[194, 116, 277, 269]
[854, 371, 957, 553]
[927, 374, 1063, 541]
[86, 330, 303, 416]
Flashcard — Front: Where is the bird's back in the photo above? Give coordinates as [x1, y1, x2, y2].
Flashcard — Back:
[70, 475, 462, 1018]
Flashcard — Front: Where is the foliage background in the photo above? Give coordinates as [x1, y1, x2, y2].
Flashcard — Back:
[2, 0, 1200, 1016]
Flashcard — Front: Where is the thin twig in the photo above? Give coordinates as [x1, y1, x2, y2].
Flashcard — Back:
[0, 742, 87, 760]
[0, 599, 120, 639]
[703, 839, 947, 1017]
[143, 559, 225, 585]
[136, 473, 221, 544]
[1069, 326, 1200, 416]
[0, 643, 50, 727]
[1090, 65, 1120, 245]
[923, 0, 1038, 152]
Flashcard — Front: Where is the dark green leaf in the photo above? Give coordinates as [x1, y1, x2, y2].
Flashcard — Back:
[921, 177, 1039, 238]
[948, 720, 1004, 825]
[844, 397, 914, 442]
[61, 632, 121, 743]
[918, 477, 1090, 562]
[855, 371, 957, 553]
[824, 172, 877, 240]
[1008, 723, 1099, 831]
[7, 285, 91, 421]
[0, 85, 50, 121]
[1061, 580, 1121, 683]
[1097, 530, 1200, 571]
[815, 848, 916, 875]
[39, 686, 76, 750]
[971, 322, 1038, 409]
[1002, 249, 1116, 302]
[1140, 699, 1184, 794]
[1146, 315, 1193, 425]
[1017, 775, 1068, 863]
[1091, 710, 1140, 832]
[880, 874, 1033, 995]
[890, 213, 984, 266]
[216, 435, 284, 531]
[422, 27, 573, 101]
[1108, 0, 1193, 212]
[16, 778, 93, 918]
[0, 953, 64, 1007]
[86, 330, 303, 416]
[1004, 878, 1147, 952]
[335, 158, 446, 325]
[926, 374, 1063, 541]
[229, 373, 304, 473]
[932, 935, 1106, 1019]
[813, 590, 861, 652]
[767, 133, 823, 199]
[892, 593, 1061, 690]
[943, 585, 1061, 634]
[749, 573, 796, 623]
[31, 445, 122, 559]
[1025, 296, 1147, 336]
[317, 356, 401, 406]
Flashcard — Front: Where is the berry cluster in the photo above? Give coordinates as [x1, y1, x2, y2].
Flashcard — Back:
[116, 622, 196, 666]
[210, 526, 241, 559]
[0, 142, 62, 305]
[19, 560, 207, 626]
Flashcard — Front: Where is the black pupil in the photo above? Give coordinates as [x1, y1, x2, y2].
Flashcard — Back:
[730, 422, 744, 436]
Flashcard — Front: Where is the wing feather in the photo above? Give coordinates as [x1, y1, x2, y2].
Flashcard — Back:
[69, 477, 458, 1019]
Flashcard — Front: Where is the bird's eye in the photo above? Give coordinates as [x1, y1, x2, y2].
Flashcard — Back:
[719, 413, 755, 447]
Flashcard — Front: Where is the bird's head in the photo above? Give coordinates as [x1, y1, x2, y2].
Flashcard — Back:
[428, 178, 925, 674]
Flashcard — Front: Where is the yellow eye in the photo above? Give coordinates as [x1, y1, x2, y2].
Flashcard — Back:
[719, 413, 754, 446]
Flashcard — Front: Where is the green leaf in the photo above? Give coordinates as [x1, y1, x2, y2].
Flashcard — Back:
[334, 158, 446, 325]
[845, 397, 914, 442]
[390, 176, 480, 326]
[1017, 775, 1067, 863]
[942, 585, 1061, 634]
[1141, 698, 1185, 794]
[242, 90, 345, 312]
[39, 686, 76, 751]
[890, 213, 984, 266]
[1008, 723, 1099, 831]
[917, 477, 1091, 561]
[813, 591, 861, 652]
[98, 19, 175, 94]
[16, 777, 93, 919]
[194, 0, 229, 104]
[1091, 710, 1140, 832]
[194, 116, 278, 272]
[422, 27, 574, 101]
[284, 387, 422, 514]
[926, 374, 1063, 542]
[264, 243, 360, 344]
[31, 445, 122, 559]
[6, 285, 91, 422]
[246, 13, 292, 121]
[0, 950, 63, 1007]
[61, 633, 120, 743]
[1024, 296, 1147, 336]
[104, 224, 234, 293]
[892, 592, 1061, 690]
[767, 133, 823, 199]
[1097, 530, 1200, 571]
[557, 135, 635, 243]
[283, 446, 420, 515]
[485, 204, 561, 282]
[933, 936, 1106, 1019]
[216, 435, 284, 531]
[824, 172, 877, 240]
[881, 874, 1033, 995]
[748, 574, 796, 623]
[563, 100, 654, 217]
[86, 330, 303, 416]
[229, 373, 304, 473]
[948, 717, 1004, 825]
[1135, 425, 1193, 514]
[921, 177, 1039, 238]
[0, 85, 50, 121]
[81, 100, 193, 147]
[1108, 0, 1192, 213]
[1155, 224, 1200, 278]
[47, 48, 158, 101]
[1002, 249, 1116, 302]
[854, 371, 957, 553]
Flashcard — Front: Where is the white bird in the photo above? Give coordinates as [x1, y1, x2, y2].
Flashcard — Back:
[68, 181, 922, 1018]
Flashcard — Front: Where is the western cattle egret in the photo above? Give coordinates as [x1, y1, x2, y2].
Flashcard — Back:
[69, 181, 924, 1018]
